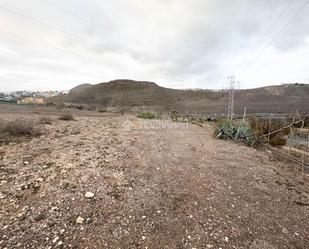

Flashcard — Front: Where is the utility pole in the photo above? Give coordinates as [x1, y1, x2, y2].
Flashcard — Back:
[227, 75, 235, 119]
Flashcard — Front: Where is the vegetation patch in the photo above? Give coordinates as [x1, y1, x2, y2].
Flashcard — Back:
[5, 119, 35, 136]
[98, 108, 107, 113]
[58, 113, 74, 121]
[39, 116, 53, 125]
[137, 112, 160, 119]
[0, 118, 42, 143]
[249, 117, 288, 146]
[216, 118, 255, 145]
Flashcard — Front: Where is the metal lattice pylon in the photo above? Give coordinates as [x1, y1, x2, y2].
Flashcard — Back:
[227, 75, 235, 119]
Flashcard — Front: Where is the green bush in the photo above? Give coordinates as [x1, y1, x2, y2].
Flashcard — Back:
[98, 108, 107, 113]
[137, 112, 160, 119]
[216, 119, 254, 144]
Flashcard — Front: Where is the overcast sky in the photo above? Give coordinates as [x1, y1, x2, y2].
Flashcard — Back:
[1, 0, 309, 91]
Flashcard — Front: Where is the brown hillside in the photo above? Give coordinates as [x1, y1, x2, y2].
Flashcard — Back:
[69, 83, 93, 94]
[51, 80, 309, 114]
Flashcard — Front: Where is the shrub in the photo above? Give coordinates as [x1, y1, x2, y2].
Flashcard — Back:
[249, 117, 289, 137]
[269, 135, 287, 146]
[119, 108, 126, 115]
[98, 108, 107, 113]
[0, 119, 6, 133]
[58, 113, 74, 121]
[39, 116, 53, 124]
[216, 118, 254, 144]
[5, 119, 35, 136]
[137, 112, 160, 119]
[170, 110, 179, 122]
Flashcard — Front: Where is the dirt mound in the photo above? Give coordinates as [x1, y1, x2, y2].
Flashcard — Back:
[51, 81, 309, 114]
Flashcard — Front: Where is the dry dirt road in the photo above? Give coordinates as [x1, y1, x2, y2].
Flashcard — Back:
[0, 111, 308, 249]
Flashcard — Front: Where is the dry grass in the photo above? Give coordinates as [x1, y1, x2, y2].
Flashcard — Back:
[249, 117, 289, 146]
[39, 116, 53, 124]
[58, 113, 74, 121]
[4, 118, 35, 136]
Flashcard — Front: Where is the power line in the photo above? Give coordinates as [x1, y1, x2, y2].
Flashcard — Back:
[251, 0, 309, 62]
[0, 28, 86, 60]
[0, 5, 79, 41]
[0, 4, 125, 71]
[252, 0, 296, 50]
[236, 0, 309, 75]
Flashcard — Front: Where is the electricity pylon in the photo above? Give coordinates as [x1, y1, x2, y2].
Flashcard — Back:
[227, 75, 235, 119]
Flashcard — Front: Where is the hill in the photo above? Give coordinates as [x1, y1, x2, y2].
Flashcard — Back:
[69, 83, 93, 94]
[50, 80, 309, 114]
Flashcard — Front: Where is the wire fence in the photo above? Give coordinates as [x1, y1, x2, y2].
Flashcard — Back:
[257, 117, 309, 173]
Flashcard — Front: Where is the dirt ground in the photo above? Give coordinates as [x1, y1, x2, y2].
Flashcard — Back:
[0, 106, 308, 249]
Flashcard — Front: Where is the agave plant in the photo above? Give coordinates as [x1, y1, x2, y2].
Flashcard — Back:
[217, 119, 255, 144]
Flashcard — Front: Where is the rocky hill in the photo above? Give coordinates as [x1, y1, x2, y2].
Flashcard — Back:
[69, 83, 93, 94]
[50, 80, 309, 114]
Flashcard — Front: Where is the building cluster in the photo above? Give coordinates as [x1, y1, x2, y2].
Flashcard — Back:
[0, 90, 67, 104]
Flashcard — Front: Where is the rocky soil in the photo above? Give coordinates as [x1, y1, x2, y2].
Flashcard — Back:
[0, 110, 308, 248]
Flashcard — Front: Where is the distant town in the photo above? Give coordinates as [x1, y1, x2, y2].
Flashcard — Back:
[0, 90, 68, 104]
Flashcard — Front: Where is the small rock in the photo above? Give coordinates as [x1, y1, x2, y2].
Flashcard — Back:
[86, 218, 92, 224]
[282, 227, 288, 234]
[51, 207, 59, 212]
[85, 192, 95, 199]
[52, 236, 59, 244]
[31, 183, 40, 193]
[142, 236, 146, 240]
[34, 213, 46, 222]
[17, 206, 29, 221]
[224, 236, 229, 242]
[76, 216, 84, 224]
[17, 212, 27, 221]
[57, 241, 63, 247]
[20, 184, 28, 190]
[0, 180, 8, 185]
[23, 161, 30, 165]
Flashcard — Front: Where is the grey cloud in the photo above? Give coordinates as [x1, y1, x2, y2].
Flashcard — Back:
[0, 0, 309, 91]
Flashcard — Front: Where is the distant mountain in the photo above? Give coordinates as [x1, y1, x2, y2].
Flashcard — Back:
[50, 80, 309, 114]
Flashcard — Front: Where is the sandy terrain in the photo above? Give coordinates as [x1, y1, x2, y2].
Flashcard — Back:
[0, 107, 308, 249]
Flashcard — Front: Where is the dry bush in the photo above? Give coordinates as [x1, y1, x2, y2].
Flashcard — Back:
[58, 113, 74, 121]
[39, 116, 53, 124]
[0, 119, 6, 133]
[269, 134, 287, 146]
[249, 117, 289, 137]
[119, 108, 126, 115]
[98, 108, 107, 113]
[5, 118, 35, 136]
[70, 127, 81, 135]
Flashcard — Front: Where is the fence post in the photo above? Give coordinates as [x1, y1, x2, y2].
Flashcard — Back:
[268, 116, 272, 144]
